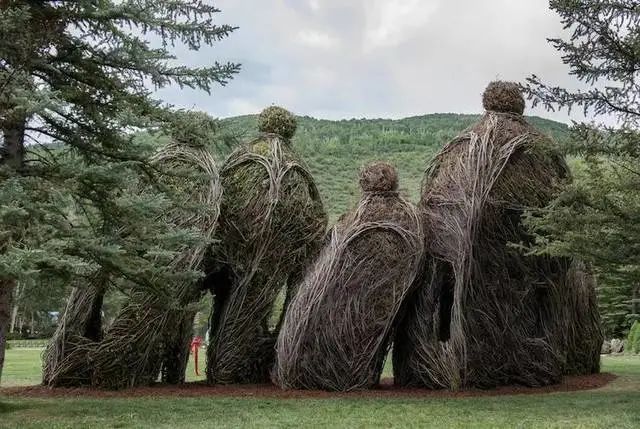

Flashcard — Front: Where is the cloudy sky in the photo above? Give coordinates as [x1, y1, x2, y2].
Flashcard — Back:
[158, 0, 581, 123]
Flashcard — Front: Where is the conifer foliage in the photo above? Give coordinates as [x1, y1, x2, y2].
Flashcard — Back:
[524, 0, 640, 337]
[0, 0, 239, 383]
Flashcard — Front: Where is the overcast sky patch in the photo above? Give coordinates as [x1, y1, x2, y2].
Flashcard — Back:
[157, 0, 585, 123]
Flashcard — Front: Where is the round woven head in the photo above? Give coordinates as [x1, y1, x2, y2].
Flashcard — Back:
[359, 161, 398, 192]
[258, 106, 297, 140]
[482, 81, 525, 115]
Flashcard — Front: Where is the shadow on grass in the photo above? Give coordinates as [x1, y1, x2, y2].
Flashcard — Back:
[0, 400, 33, 414]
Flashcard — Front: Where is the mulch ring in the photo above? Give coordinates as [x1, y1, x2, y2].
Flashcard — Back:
[0, 373, 616, 399]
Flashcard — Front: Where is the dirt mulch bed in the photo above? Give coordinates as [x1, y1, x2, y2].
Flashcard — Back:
[0, 373, 616, 399]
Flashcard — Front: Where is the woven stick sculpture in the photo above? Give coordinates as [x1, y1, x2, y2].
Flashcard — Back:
[274, 162, 423, 391]
[564, 261, 603, 375]
[394, 82, 575, 389]
[90, 141, 221, 389]
[42, 277, 107, 387]
[206, 107, 327, 384]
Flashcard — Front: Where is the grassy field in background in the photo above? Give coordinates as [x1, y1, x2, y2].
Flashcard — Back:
[1, 349, 639, 428]
[1, 349, 43, 387]
[1, 348, 208, 387]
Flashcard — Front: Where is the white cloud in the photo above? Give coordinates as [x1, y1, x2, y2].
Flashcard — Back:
[363, 0, 441, 51]
[308, 0, 320, 12]
[297, 29, 339, 49]
[302, 66, 338, 87]
[226, 98, 262, 116]
[158, 0, 586, 124]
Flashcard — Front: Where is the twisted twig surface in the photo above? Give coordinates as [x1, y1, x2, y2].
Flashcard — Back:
[394, 112, 581, 389]
[274, 172, 423, 391]
[206, 134, 327, 384]
[88, 141, 222, 389]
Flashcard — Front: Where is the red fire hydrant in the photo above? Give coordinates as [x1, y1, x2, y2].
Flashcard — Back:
[190, 336, 204, 376]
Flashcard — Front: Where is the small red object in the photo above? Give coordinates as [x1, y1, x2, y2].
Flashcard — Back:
[190, 336, 203, 376]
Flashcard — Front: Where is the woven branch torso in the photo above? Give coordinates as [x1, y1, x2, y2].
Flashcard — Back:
[394, 112, 574, 389]
[207, 134, 327, 384]
[275, 191, 423, 391]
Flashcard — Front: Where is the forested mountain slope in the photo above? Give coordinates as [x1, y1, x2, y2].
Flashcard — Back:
[222, 114, 570, 221]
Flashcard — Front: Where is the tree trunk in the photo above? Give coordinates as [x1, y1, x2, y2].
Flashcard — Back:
[9, 282, 21, 334]
[0, 114, 27, 385]
[0, 279, 14, 384]
[1, 119, 25, 170]
[9, 301, 18, 334]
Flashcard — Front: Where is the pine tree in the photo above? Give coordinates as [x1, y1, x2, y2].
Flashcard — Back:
[0, 1, 239, 383]
[524, 0, 640, 337]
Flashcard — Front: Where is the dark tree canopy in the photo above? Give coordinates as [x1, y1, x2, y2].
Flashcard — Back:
[524, 0, 640, 336]
[0, 0, 239, 382]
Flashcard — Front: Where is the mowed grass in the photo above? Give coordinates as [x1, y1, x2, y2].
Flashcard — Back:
[1, 349, 639, 429]
[2, 348, 43, 387]
[1, 347, 208, 387]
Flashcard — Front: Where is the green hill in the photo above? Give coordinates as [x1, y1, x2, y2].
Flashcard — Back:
[222, 114, 570, 222]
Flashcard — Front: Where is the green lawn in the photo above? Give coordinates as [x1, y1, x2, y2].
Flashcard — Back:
[1, 349, 639, 428]
[1, 347, 207, 387]
[2, 348, 43, 387]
